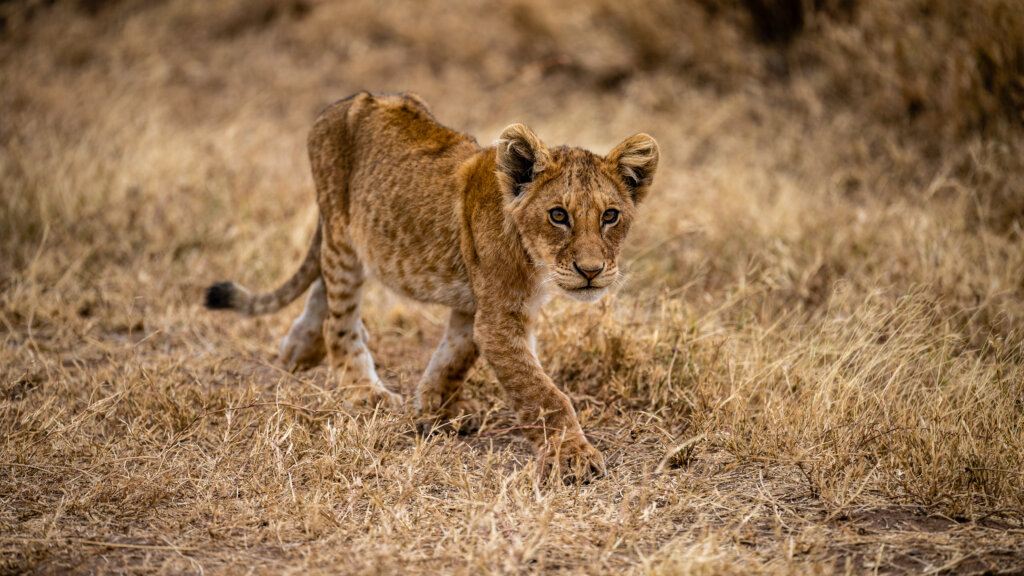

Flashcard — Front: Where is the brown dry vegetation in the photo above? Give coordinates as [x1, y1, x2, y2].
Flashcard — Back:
[2, 0, 1024, 574]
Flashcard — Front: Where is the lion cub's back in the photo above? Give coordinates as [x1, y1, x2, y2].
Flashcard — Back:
[311, 92, 480, 312]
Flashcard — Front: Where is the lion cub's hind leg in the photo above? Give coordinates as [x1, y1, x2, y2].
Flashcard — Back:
[279, 277, 328, 372]
[322, 239, 402, 409]
[414, 310, 481, 433]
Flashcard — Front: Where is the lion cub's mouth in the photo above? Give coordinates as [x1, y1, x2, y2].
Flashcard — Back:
[560, 285, 609, 303]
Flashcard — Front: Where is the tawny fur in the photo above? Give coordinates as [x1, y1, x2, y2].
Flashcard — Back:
[205, 92, 659, 479]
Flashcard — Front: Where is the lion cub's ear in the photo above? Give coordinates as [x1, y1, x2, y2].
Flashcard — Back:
[607, 134, 659, 204]
[496, 123, 550, 200]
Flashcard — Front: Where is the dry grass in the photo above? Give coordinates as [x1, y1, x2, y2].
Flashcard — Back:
[2, 1, 1024, 574]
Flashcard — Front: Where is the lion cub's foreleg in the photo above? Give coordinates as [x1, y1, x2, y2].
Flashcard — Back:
[279, 277, 328, 371]
[321, 237, 402, 409]
[474, 300, 606, 480]
[414, 310, 481, 432]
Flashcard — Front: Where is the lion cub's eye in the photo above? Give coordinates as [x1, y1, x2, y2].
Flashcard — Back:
[602, 208, 620, 225]
[549, 208, 570, 226]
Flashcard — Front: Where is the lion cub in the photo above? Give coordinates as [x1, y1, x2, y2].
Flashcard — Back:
[205, 92, 658, 479]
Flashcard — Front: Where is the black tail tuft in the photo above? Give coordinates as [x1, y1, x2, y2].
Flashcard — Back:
[205, 282, 235, 310]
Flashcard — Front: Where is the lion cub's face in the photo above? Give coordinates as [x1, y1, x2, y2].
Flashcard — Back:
[496, 124, 660, 302]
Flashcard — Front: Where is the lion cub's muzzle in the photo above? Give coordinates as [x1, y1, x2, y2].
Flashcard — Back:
[554, 261, 617, 302]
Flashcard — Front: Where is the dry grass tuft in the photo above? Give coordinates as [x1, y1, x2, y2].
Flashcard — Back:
[2, 0, 1023, 573]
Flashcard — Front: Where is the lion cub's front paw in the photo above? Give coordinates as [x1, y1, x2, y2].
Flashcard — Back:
[539, 434, 606, 483]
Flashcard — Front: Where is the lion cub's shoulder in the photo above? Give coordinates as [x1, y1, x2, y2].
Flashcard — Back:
[313, 91, 461, 143]
[349, 91, 434, 121]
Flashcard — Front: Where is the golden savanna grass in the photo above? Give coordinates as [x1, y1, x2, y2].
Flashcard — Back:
[2, 0, 1023, 573]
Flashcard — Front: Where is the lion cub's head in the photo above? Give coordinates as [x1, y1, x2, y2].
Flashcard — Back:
[496, 124, 659, 302]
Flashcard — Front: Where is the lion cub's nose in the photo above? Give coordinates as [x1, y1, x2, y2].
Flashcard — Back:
[573, 261, 604, 280]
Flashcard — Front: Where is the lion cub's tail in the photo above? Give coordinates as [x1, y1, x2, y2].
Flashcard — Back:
[204, 221, 322, 316]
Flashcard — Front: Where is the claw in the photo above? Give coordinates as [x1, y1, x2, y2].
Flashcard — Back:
[538, 435, 606, 483]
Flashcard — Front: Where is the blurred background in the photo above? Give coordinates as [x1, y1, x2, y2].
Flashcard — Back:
[3, 2, 1024, 572]
[2, 0, 1022, 284]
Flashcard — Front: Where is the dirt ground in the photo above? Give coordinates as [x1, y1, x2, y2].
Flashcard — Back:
[2, 1, 1023, 574]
